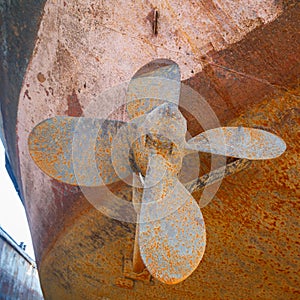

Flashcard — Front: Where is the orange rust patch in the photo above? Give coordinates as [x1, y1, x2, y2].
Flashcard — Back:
[37, 72, 46, 83]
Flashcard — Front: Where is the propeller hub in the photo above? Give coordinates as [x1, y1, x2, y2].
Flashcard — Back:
[131, 103, 186, 176]
[143, 103, 187, 145]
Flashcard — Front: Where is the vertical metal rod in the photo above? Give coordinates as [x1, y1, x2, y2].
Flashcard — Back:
[132, 174, 146, 273]
[132, 223, 145, 273]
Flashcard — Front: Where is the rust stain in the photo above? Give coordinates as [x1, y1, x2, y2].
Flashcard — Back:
[115, 277, 134, 290]
[66, 90, 83, 117]
[146, 8, 159, 36]
[37, 72, 46, 83]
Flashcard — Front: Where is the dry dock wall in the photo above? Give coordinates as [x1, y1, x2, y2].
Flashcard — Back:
[0, 227, 43, 299]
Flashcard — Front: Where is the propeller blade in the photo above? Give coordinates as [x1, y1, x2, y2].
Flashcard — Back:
[186, 127, 286, 160]
[28, 116, 131, 186]
[111, 115, 145, 184]
[126, 59, 181, 120]
[139, 153, 206, 284]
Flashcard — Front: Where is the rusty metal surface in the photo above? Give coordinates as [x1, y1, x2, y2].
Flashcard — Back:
[130, 103, 186, 177]
[139, 153, 206, 284]
[186, 127, 286, 159]
[185, 158, 252, 206]
[132, 174, 146, 275]
[26, 53, 288, 288]
[28, 116, 125, 186]
[15, 0, 298, 261]
[126, 59, 181, 120]
[28, 55, 287, 286]
[36, 89, 299, 300]
[112, 59, 182, 183]
[27, 63, 211, 284]
[4, 0, 298, 299]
